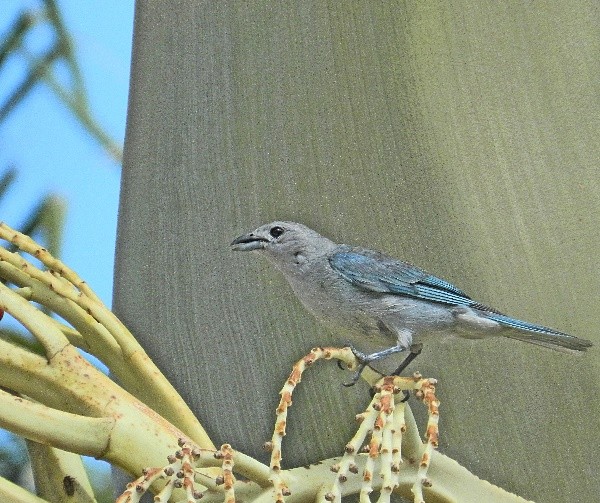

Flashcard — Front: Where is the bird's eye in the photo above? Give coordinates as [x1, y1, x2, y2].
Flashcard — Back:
[269, 226, 285, 238]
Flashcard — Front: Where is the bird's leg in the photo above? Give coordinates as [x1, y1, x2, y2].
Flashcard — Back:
[342, 343, 406, 387]
[391, 343, 423, 376]
[391, 343, 423, 401]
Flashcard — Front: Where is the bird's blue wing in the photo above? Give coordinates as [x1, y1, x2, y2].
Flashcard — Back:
[328, 249, 591, 348]
[329, 248, 494, 310]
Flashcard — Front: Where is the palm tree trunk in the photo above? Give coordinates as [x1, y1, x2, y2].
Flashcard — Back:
[114, 2, 600, 501]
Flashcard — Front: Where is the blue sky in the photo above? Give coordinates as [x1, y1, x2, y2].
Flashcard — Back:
[0, 0, 134, 489]
[1, 0, 134, 307]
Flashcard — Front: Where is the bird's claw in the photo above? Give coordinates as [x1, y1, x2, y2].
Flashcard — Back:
[342, 364, 368, 387]
[341, 344, 373, 387]
[340, 343, 415, 387]
[348, 345, 370, 363]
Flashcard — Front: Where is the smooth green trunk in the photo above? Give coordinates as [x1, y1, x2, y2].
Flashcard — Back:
[115, 2, 599, 501]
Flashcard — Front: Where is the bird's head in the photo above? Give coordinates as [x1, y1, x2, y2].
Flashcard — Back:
[231, 221, 335, 269]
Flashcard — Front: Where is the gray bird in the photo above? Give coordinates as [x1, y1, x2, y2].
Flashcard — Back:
[231, 221, 592, 384]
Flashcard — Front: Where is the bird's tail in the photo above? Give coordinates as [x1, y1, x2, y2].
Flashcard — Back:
[487, 313, 593, 353]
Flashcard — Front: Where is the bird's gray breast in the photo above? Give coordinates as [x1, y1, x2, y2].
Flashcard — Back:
[282, 257, 397, 340]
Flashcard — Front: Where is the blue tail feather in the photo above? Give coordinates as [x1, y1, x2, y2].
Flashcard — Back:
[487, 313, 592, 352]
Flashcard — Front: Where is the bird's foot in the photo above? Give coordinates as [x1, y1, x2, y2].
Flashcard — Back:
[341, 344, 406, 387]
[390, 344, 423, 401]
[342, 345, 372, 387]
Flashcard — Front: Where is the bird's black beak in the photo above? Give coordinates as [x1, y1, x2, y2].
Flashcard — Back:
[231, 233, 268, 251]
